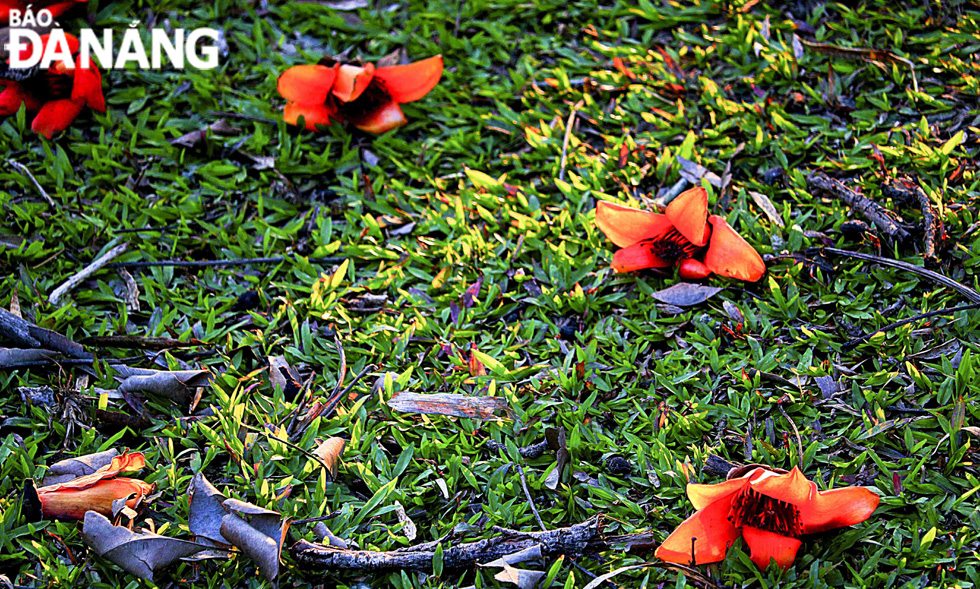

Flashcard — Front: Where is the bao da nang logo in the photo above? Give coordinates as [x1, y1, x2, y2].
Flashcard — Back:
[5, 8, 220, 69]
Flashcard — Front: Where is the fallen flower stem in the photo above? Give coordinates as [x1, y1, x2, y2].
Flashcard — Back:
[841, 302, 980, 350]
[292, 516, 601, 572]
[558, 101, 583, 182]
[818, 247, 980, 303]
[8, 159, 55, 207]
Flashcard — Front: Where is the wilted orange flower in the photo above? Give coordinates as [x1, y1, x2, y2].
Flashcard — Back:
[0, 33, 105, 138]
[33, 452, 154, 520]
[277, 55, 443, 134]
[655, 466, 879, 570]
[595, 187, 766, 282]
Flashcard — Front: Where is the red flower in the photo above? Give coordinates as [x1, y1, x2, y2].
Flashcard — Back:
[32, 452, 154, 520]
[0, 33, 105, 138]
[655, 466, 879, 570]
[594, 187, 766, 282]
[277, 55, 443, 134]
[0, 0, 86, 24]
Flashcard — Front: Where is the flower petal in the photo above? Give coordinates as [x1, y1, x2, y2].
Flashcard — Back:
[332, 63, 375, 102]
[373, 55, 443, 103]
[595, 201, 673, 248]
[277, 64, 338, 104]
[800, 486, 880, 534]
[655, 493, 740, 566]
[750, 467, 812, 507]
[687, 475, 751, 511]
[677, 258, 712, 280]
[72, 58, 105, 112]
[741, 526, 801, 570]
[349, 100, 407, 134]
[283, 101, 337, 131]
[42, 452, 147, 492]
[666, 186, 709, 246]
[37, 477, 154, 520]
[703, 215, 766, 282]
[31, 98, 85, 139]
[0, 82, 37, 115]
[611, 240, 672, 272]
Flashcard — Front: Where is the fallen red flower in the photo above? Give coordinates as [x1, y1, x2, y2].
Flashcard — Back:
[30, 452, 154, 520]
[0, 33, 105, 138]
[655, 466, 879, 570]
[277, 55, 443, 133]
[594, 187, 766, 281]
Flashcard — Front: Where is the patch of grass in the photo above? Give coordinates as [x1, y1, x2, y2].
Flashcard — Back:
[2, 0, 980, 587]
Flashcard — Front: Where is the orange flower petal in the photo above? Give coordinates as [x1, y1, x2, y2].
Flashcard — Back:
[665, 186, 709, 246]
[750, 467, 812, 506]
[655, 493, 740, 566]
[349, 100, 407, 134]
[611, 240, 671, 272]
[283, 101, 337, 131]
[800, 486, 880, 534]
[373, 55, 443, 103]
[677, 258, 712, 280]
[277, 64, 338, 104]
[31, 99, 84, 138]
[687, 475, 751, 511]
[332, 63, 375, 102]
[595, 201, 673, 248]
[703, 215, 766, 282]
[37, 477, 154, 520]
[44, 452, 147, 492]
[0, 82, 37, 115]
[741, 526, 801, 570]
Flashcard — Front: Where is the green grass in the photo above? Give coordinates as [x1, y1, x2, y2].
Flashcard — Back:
[3, 0, 980, 587]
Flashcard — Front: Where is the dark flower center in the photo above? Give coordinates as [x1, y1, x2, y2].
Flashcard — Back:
[729, 487, 802, 537]
[337, 79, 392, 123]
[649, 228, 700, 263]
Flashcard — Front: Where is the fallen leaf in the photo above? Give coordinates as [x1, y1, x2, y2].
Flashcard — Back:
[268, 355, 301, 401]
[676, 156, 722, 187]
[312, 437, 346, 482]
[494, 564, 545, 589]
[748, 190, 784, 227]
[544, 427, 569, 491]
[114, 367, 211, 404]
[188, 473, 230, 546]
[170, 119, 242, 149]
[220, 499, 290, 586]
[650, 283, 724, 307]
[388, 392, 510, 420]
[722, 300, 744, 324]
[480, 544, 543, 568]
[42, 449, 119, 486]
[83, 511, 208, 581]
[313, 522, 348, 548]
[393, 501, 417, 541]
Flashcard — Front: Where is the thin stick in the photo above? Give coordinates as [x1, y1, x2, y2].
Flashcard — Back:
[516, 465, 546, 531]
[206, 110, 280, 125]
[104, 255, 345, 269]
[239, 423, 332, 472]
[777, 404, 804, 468]
[321, 364, 376, 419]
[48, 242, 129, 305]
[558, 101, 583, 182]
[291, 512, 340, 525]
[820, 247, 980, 303]
[808, 173, 910, 242]
[8, 159, 55, 206]
[841, 302, 980, 350]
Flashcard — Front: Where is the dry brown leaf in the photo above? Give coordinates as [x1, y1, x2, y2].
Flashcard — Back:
[312, 437, 346, 481]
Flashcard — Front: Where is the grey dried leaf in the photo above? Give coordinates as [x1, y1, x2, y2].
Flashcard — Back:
[188, 473, 230, 546]
[268, 355, 301, 396]
[650, 283, 725, 307]
[748, 190, 784, 227]
[313, 522, 348, 548]
[480, 544, 543, 568]
[393, 501, 417, 541]
[83, 511, 208, 581]
[544, 427, 569, 491]
[43, 449, 119, 486]
[114, 367, 211, 404]
[220, 499, 290, 587]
